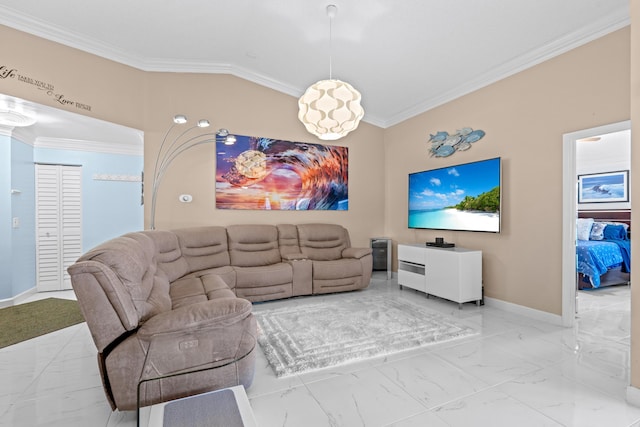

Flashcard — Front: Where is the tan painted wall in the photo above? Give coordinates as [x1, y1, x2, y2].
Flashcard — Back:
[143, 72, 386, 247]
[630, 0, 640, 388]
[1, 25, 145, 129]
[384, 28, 631, 316]
[0, 25, 386, 249]
[0, 24, 632, 313]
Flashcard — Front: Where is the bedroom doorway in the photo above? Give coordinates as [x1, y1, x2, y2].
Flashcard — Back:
[562, 120, 631, 327]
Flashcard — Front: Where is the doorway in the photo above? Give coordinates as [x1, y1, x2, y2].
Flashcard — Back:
[562, 120, 631, 327]
[2, 93, 143, 302]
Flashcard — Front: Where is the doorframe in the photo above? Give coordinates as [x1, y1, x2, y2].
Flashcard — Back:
[562, 119, 631, 327]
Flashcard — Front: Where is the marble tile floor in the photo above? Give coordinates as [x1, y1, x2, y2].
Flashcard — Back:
[0, 276, 636, 427]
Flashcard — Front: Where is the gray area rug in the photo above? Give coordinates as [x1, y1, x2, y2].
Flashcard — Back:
[255, 294, 478, 377]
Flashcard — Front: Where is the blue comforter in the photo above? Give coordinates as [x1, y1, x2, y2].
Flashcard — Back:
[603, 224, 631, 273]
[576, 239, 629, 288]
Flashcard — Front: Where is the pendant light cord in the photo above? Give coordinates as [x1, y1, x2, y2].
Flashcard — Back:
[327, 5, 336, 80]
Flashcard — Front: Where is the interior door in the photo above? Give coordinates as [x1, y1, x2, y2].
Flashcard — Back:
[35, 164, 82, 291]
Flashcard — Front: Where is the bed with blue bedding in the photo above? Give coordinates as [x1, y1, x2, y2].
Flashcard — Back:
[576, 217, 630, 289]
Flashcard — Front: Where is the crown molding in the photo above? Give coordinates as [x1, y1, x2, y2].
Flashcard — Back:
[144, 60, 304, 98]
[381, 12, 630, 128]
[35, 137, 143, 156]
[0, 5, 148, 69]
[0, 125, 14, 137]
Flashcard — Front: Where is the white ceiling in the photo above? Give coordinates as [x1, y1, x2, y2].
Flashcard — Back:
[576, 129, 631, 173]
[0, 0, 630, 144]
[0, 93, 144, 154]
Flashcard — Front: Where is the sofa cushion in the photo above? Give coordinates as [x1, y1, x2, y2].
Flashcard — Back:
[311, 258, 364, 279]
[169, 277, 208, 309]
[227, 225, 281, 267]
[312, 277, 365, 294]
[183, 266, 236, 291]
[170, 274, 237, 309]
[297, 224, 349, 261]
[234, 263, 293, 288]
[235, 284, 293, 302]
[142, 230, 190, 282]
[174, 226, 230, 273]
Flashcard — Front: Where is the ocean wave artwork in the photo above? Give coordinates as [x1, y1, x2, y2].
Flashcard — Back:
[216, 135, 348, 210]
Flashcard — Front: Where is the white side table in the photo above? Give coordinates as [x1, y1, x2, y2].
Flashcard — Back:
[141, 385, 257, 427]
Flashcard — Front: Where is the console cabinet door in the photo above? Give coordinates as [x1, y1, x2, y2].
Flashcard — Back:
[424, 248, 458, 302]
[424, 248, 482, 303]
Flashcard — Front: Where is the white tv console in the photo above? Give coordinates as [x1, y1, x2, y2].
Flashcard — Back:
[397, 243, 482, 308]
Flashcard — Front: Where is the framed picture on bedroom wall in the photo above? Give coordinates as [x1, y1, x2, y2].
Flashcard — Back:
[578, 170, 629, 204]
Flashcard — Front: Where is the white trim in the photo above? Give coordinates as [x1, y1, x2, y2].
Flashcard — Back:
[561, 120, 631, 327]
[0, 286, 37, 308]
[0, 6, 147, 70]
[35, 137, 143, 156]
[92, 173, 141, 182]
[483, 297, 563, 326]
[627, 386, 640, 408]
[8, 128, 36, 145]
[562, 131, 577, 327]
[0, 125, 15, 137]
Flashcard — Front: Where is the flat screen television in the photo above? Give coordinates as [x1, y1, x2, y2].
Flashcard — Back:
[408, 157, 501, 233]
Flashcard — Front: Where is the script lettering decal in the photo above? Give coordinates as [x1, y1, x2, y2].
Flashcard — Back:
[1, 64, 93, 112]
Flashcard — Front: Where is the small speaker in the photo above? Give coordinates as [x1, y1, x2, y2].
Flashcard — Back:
[435, 237, 444, 245]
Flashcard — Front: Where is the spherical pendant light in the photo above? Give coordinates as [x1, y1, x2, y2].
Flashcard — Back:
[298, 79, 364, 141]
[298, 5, 364, 140]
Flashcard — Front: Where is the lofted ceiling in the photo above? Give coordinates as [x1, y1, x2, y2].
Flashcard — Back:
[0, 0, 630, 144]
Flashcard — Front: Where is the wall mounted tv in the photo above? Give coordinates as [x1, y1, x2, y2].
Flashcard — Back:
[408, 157, 501, 233]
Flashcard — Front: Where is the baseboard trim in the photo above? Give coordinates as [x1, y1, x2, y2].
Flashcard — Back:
[0, 287, 37, 308]
[483, 296, 563, 326]
[627, 386, 640, 407]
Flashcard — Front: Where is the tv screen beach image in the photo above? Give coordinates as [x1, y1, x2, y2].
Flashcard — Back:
[408, 158, 501, 232]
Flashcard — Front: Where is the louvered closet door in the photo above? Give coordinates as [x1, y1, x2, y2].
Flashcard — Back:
[35, 164, 82, 292]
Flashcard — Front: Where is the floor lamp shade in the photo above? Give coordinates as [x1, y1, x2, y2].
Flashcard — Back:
[298, 79, 364, 141]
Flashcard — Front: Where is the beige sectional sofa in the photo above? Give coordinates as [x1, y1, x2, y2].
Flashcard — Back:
[68, 223, 372, 411]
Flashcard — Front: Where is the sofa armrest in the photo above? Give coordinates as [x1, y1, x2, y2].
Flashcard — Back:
[134, 298, 256, 390]
[342, 247, 373, 259]
[282, 252, 307, 261]
[137, 298, 252, 339]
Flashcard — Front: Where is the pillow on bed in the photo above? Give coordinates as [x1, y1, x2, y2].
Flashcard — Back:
[589, 222, 606, 240]
[605, 221, 629, 232]
[603, 223, 628, 240]
[576, 218, 594, 241]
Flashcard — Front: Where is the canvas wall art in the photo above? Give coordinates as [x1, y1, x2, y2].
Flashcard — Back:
[578, 170, 629, 203]
[216, 135, 348, 210]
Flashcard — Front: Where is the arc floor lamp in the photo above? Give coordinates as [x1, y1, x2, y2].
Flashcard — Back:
[149, 114, 235, 229]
